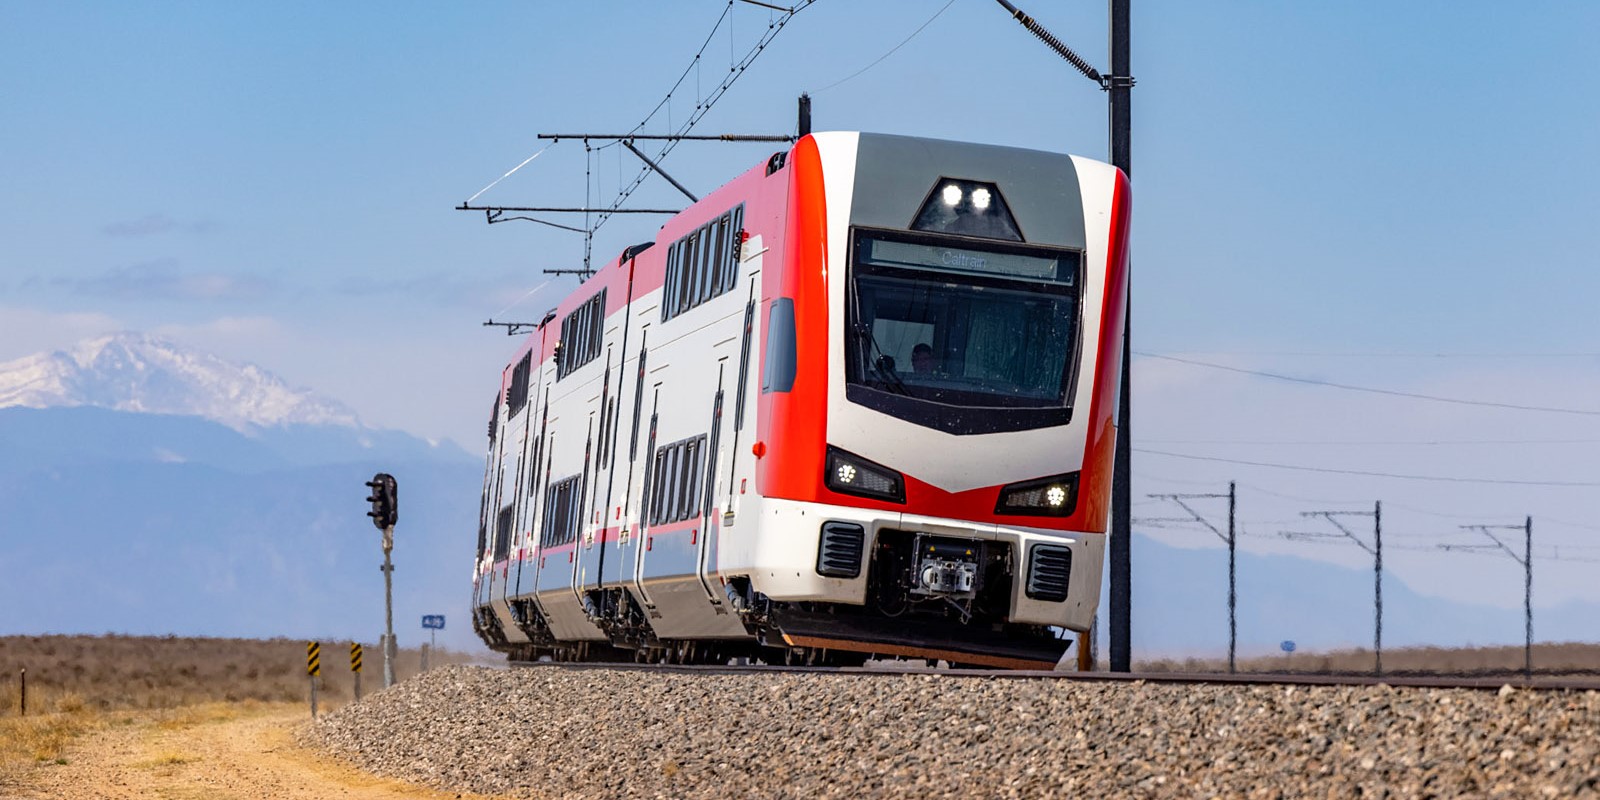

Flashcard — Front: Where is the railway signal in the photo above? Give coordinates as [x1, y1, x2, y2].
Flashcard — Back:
[362, 472, 399, 689]
[365, 473, 398, 530]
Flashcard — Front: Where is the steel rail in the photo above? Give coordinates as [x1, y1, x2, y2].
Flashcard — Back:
[508, 661, 1600, 691]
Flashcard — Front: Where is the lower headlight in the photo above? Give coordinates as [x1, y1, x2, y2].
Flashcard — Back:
[825, 446, 905, 503]
[995, 472, 1079, 517]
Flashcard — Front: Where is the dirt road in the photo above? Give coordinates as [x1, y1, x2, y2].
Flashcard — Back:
[3, 703, 503, 800]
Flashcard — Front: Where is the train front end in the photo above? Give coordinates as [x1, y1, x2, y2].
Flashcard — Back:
[741, 132, 1130, 669]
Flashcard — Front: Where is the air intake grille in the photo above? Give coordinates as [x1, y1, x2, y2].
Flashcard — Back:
[816, 522, 866, 578]
[1026, 544, 1072, 602]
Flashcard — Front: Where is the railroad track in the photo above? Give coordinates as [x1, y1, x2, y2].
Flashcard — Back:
[510, 660, 1600, 691]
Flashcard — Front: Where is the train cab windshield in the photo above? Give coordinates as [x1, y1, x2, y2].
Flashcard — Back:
[845, 228, 1081, 435]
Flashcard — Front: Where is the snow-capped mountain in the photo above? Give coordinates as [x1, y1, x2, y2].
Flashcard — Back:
[0, 332, 359, 431]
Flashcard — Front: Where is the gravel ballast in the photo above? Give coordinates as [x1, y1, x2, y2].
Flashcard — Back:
[305, 664, 1600, 799]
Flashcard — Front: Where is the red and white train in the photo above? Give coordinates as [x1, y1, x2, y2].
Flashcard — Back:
[471, 131, 1130, 669]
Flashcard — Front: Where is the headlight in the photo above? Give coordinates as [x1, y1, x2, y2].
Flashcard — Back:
[824, 446, 905, 503]
[995, 472, 1079, 517]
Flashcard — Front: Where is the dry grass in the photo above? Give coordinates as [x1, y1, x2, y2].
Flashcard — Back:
[0, 634, 481, 785]
[0, 634, 481, 719]
[1134, 641, 1600, 676]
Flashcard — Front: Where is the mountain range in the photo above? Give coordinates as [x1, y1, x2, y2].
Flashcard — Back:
[0, 332, 358, 431]
[0, 334, 483, 650]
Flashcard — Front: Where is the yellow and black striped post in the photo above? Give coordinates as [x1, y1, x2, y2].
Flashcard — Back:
[307, 641, 321, 718]
[350, 643, 363, 701]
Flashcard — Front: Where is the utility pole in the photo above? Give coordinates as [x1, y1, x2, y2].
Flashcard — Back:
[1442, 517, 1533, 679]
[1107, 0, 1134, 676]
[1297, 502, 1383, 675]
[992, 0, 1135, 674]
[1148, 482, 1237, 672]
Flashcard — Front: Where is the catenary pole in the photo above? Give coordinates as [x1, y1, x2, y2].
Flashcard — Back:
[1297, 505, 1383, 676]
[1107, 0, 1134, 675]
[1227, 481, 1236, 674]
[1524, 516, 1533, 679]
[1374, 501, 1382, 676]
[1148, 486, 1234, 671]
[991, 0, 1133, 672]
[1444, 518, 1534, 678]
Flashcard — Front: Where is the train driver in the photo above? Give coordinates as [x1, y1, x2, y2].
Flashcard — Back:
[911, 343, 938, 375]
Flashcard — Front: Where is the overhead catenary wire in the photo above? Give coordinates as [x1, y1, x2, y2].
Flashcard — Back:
[1139, 437, 1600, 446]
[1136, 448, 1600, 487]
[459, 2, 810, 277]
[1146, 350, 1600, 359]
[594, 0, 816, 236]
[1140, 479, 1600, 546]
[1137, 351, 1600, 417]
[812, 0, 958, 93]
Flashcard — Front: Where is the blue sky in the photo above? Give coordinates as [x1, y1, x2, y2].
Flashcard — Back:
[3, 2, 1599, 627]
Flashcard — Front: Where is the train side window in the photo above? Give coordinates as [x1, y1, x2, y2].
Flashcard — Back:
[495, 504, 514, 560]
[678, 438, 698, 522]
[541, 476, 580, 548]
[559, 290, 606, 379]
[653, 446, 671, 525]
[663, 245, 680, 321]
[676, 235, 696, 318]
[563, 476, 579, 545]
[507, 353, 531, 416]
[649, 447, 668, 525]
[762, 298, 797, 393]
[668, 445, 685, 523]
[661, 203, 746, 322]
[698, 218, 719, 307]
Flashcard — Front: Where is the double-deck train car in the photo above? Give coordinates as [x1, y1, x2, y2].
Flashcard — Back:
[471, 131, 1130, 669]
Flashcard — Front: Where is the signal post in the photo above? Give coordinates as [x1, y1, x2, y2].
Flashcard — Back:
[365, 473, 399, 688]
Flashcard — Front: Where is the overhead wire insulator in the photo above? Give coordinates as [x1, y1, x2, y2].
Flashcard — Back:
[993, 0, 1105, 87]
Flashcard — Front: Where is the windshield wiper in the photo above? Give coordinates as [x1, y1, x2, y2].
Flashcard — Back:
[852, 323, 911, 396]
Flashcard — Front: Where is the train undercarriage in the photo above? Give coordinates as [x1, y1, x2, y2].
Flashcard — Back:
[478, 531, 1075, 670]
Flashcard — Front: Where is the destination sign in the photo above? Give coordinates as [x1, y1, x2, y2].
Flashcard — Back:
[863, 237, 1072, 284]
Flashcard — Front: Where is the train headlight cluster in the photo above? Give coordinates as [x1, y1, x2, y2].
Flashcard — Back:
[825, 446, 905, 503]
[940, 183, 994, 211]
[1045, 485, 1067, 507]
[913, 178, 1022, 242]
[995, 472, 1080, 517]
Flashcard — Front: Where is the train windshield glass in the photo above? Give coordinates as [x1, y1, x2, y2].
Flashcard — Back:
[847, 230, 1080, 414]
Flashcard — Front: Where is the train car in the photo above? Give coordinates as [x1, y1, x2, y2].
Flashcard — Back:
[470, 131, 1130, 669]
